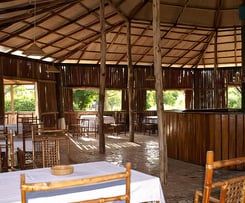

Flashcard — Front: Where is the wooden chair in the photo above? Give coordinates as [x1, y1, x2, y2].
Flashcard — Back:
[194, 151, 245, 203]
[31, 127, 62, 168]
[80, 118, 97, 137]
[0, 129, 14, 171]
[17, 117, 40, 169]
[20, 162, 131, 203]
[68, 118, 83, 138]
[142, 116, 157, 136]
[111, 111, 128, 136]
[80, 118, 90, 136]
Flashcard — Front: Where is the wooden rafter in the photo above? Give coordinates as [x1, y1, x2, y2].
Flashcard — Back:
[0, 0, 79, 29]
[57, 20, 126, 63]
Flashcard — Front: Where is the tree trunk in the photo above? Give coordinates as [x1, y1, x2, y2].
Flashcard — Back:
[127, 21, 135, 142]
[153, 0, 168, 185]
[98, 0, 106, 153]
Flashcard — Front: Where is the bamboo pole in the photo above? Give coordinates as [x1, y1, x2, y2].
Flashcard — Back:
[127, 21, 135, 142]
[152, 0, 168, 184]
[98, 0, 106, 153]
[240, 1, 245, 111]
[0, 58, 4, 125]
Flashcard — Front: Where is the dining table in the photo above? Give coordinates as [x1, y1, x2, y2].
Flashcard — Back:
[80, 115, 115, 127]
[0, 161, 165, 203]
[79, 115, 115, 135]
[142, 115, 158, 124]
[0, 123, 23, 135]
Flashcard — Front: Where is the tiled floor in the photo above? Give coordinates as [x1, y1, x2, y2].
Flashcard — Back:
[60, 132, 245, 203]
[60, 132, 206, 203]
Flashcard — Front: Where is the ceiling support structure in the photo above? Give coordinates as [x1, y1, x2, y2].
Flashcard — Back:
[98, 0, 106, 153]
[240, 2, 245, 111]
[127, 21, 135, 142]
[152, 0, 167, 185]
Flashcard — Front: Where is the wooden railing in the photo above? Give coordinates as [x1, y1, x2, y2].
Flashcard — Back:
[164, 110, 245, 165]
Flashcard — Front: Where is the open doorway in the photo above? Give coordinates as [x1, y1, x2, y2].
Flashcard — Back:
[4, 79, 37, 124]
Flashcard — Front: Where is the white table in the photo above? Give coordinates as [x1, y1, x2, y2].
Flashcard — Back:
[0, 124, 23, 134]
[0, 161, 165, 203]
[80, 115, 115, 124]
[80, 115, 115, 128]
[143, 116, 158, 124]
[0, 136, 32, 152]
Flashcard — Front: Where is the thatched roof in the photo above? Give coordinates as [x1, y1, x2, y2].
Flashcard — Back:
[0, 0, 243, 68]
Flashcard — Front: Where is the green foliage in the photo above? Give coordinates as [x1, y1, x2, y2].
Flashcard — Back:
[228, 87, 241, 109]
[5, 98, 35, 111]
[146, 90, 156, 109]
[146, 90, 185, 110]
[106, 90, 121, 111]
[163, 91, 179, 106]
[4, 85, 35, 112]
[73, 89, 98, 110]
[72, 89, 122, 111]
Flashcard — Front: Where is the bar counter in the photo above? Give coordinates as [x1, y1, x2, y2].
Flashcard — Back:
[164, 109, 245, 165]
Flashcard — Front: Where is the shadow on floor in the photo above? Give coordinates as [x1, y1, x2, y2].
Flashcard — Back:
[61, 133, 244, 203]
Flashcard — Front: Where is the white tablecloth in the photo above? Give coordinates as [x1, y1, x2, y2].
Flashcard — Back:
[0, 124, 23, 134]
[143, 116, 158, 124]
[0, 161, 165, 203]
[0, 136, 32, 152]
[80, 115, 115, 128]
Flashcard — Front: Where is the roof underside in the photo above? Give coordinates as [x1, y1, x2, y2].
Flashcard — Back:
[0, 0, 243, 68]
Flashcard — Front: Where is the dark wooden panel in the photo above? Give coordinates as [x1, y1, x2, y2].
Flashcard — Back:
[236, 114, 244, 157]
[214, 114, 222, 160]
[165, 111, 245, 165]
[221, 114, 229, 160]
[228, 114, 236, 158]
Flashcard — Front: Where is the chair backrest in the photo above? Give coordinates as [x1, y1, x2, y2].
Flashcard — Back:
[0, 130, 14, 171]
[194, 151, 245, 203]
[20, 162, 131, 203]
[31, 127, 62, 168]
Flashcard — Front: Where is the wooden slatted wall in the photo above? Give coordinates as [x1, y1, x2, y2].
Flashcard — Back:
[164, 111, 245, 165]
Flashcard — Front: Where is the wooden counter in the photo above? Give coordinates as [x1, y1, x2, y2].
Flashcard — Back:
[164, 110, 245, 165]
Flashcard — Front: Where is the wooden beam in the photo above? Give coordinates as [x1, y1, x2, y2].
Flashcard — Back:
[98, 0, 106, 153]
[152, 0, 167, 185]
[127, 21, 134, 142]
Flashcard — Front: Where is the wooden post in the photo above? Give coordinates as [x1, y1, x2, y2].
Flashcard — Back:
[55, 68, 66, 129]
[240, 2, 245, 111]
[0, 58, 4, 125]
[214, 31, 218, 109]
[98, 0, 106, 153]
[127, 21, 135, 142]
[152, 0, 168, 184]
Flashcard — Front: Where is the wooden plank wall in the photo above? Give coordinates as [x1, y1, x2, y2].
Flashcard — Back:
[164, 111, 245, 165]
[0, 54, 58, 126]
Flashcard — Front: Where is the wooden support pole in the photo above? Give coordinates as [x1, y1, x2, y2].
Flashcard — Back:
[127, 21, 135, 142]
[152, 0, 168, 184]
[239, 1, 245, 111]
[98, 0, 106, 153]
[214, 31, 219, 109]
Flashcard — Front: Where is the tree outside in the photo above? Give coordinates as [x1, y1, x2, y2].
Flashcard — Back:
[228, 86, 241, 109]
[73, 89, 122, 111]
[146, 90, 185, 110]
[4, 85, 241, 112]
[5, 85, 35, 112]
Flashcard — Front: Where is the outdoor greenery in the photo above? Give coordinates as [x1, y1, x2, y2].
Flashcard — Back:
[228, 86, 241, 109]
[146, 90, 185, 110]
[73, 89, 122, 111]
[73, 89, 98, 110]
[5, 85, 35, 112]
[4, 85, 242, 112]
